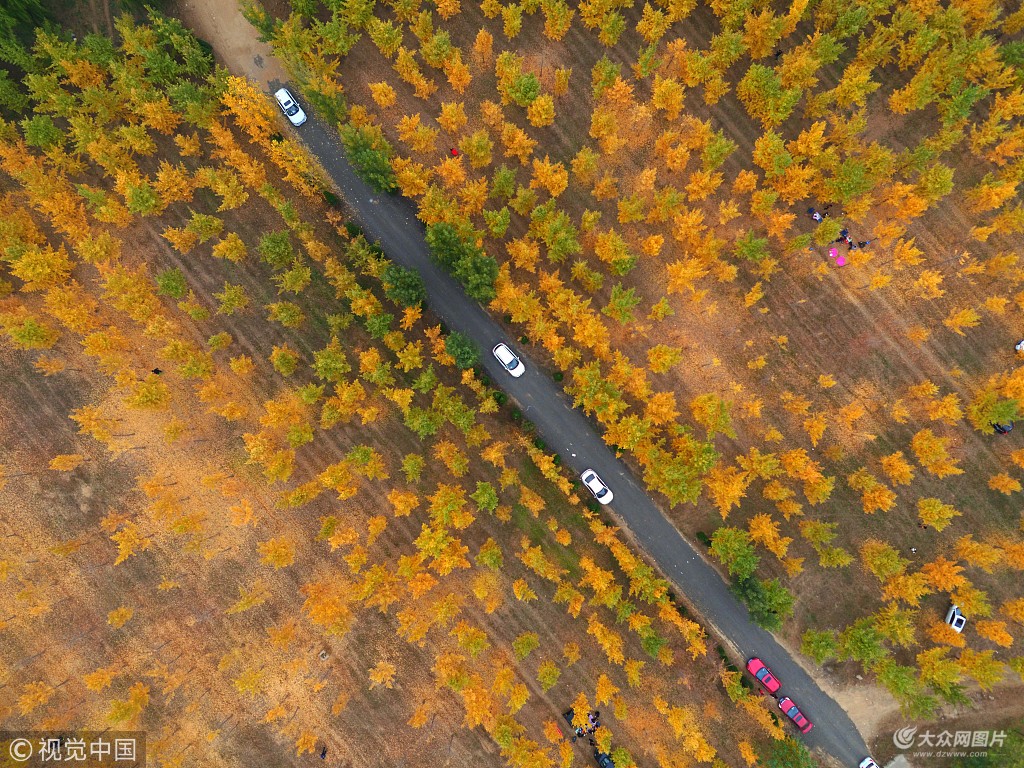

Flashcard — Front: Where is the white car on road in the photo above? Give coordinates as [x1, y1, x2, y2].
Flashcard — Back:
[581, 469, 613, 505]
[492, 343, 525, 377]
[274, 88, 307, 126]
[859, 759, 879, 768]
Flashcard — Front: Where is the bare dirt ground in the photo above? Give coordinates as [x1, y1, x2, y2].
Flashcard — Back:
[174, 0, 288, 88]
[870, 680, 1024, 767]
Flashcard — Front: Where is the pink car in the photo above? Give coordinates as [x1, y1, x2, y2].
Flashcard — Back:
[778, 697, 813, 733]
[746, 657, 781, 694]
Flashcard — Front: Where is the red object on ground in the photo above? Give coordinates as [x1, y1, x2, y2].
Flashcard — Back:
[450, 148, 460, 157]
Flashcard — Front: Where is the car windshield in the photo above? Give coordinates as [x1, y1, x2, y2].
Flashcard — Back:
[756, 669, 768, 681]
[504, 357, 518, 370]
[596, 487, 607, 497]
[786, 705, 798, 717]
[284, 104, 299, 116]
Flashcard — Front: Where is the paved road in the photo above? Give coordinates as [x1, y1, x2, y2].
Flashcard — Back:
[284, 88, 871, 767]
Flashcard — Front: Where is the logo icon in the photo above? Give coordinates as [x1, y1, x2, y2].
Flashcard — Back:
[893, 726, 918, 750]
[8, 738, 32, 762]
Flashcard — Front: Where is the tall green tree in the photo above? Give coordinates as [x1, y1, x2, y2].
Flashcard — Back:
[340, 122, 397, 193]
[382, 264, 426, 307]
[733, 576, 794, 631]
[710, 527, 759, 580]
[445, 331, 479, 370]
[426, 223, 497, 301]
[737, 64, 801, 127]
[763, 738, 816, 768]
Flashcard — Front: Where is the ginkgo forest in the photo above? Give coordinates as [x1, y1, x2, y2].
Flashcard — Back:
[1, 0, 1024, 767]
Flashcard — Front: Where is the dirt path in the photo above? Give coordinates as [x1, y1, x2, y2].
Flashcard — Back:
[173, 0, 288, 88]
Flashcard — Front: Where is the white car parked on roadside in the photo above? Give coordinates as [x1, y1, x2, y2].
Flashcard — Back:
[581, 469, 613, 505]
[274, 88, 307, 126]
[492, 342, 525, 377]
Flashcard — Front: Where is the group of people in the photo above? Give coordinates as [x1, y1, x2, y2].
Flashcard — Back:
[562, 708, 602, 743]
[808, 207, 871, 248]
[806, 207, 872, 267]
[835, 228, 872, 251]
[807, 204, 830, 222]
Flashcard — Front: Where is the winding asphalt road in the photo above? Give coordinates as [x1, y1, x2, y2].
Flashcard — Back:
[281, 88, 871, 767]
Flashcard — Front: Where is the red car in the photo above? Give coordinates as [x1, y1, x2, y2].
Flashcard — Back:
[778, 697, 813, 733]
[746, 657, 781, 694]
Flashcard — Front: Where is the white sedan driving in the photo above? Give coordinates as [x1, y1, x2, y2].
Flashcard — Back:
[581, 469, 613, 505]
[492, 343, 525, 377]
[274, 88, 307, 126]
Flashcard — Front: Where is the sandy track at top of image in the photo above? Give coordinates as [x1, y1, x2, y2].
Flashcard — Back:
[174, 0, 288, 87]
